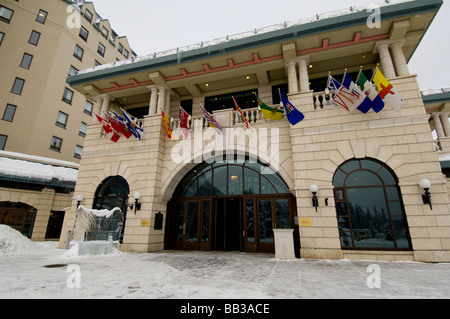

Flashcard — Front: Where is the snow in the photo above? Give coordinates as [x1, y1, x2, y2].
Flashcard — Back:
[1, 225, 450, 299]
[0, 156, 78, 183]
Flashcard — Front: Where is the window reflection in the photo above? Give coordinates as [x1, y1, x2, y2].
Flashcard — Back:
[333, 159, 411, 250]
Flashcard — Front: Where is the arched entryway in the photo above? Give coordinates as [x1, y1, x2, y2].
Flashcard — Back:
[93, 176, 130, 242]
[165, 157, 299, 254]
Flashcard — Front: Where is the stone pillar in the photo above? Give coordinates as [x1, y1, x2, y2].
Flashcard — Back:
[286, 62, 299, 94]
[440, 113, 450, 137]
[298, 57, 310, 92]
[31, 187, 55, 241]
[92, 96, 103, 123]
[148, 87, 158, 115]
[165, 89, 171, 114]
[390, 41, 409, 77]
[157, 86, 166, 114]
[376, 43, 396, 79]
[100, 94, 113, 118]
[432, 113, 445, 139]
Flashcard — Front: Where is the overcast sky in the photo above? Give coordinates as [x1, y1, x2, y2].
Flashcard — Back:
[91, 0, 450, 90]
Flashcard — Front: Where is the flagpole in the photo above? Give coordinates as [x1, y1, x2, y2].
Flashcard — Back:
[356, 66, 363, 84]
[370, 64, 379, 83]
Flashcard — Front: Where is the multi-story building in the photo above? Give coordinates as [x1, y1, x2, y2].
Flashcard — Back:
[0, 0, 135, 240]
[60, 0, 450, 263]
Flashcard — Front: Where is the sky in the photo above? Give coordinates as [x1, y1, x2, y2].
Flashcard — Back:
[90, 0, 450, 90]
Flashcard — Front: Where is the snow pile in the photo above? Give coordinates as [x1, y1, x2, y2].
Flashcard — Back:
[62, 241, 122, 258]
[0, 225, 38, 256]
[0, 157, 78, 183]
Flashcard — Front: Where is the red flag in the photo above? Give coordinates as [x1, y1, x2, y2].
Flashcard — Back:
[232, 97, 251, 130]
[106, 114, 133, 139]
[179, 106, 189, 139]
[96, 114, 121, 143]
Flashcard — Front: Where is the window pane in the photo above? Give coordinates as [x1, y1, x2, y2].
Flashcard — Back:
[36, 10, 47, 24]
[386, 187, 400, 201]
[56, 112, 67, 127]
[340, 160, 360, 174]
[3, 104, 16, 122]
[228, 166, 243, 195]
[20, 53, 33, 69]
[333, 169, 346, 187]
[186, 202, 198, 242]
[173, 202, 184, 241]
[246, 199, 255, 243]
[265, 172, 290, 194]
[0, 135, 6, 150]
[84, 101, 93, 114]
[197, 171, 212, 196]
[184, 180, 197, 197]
[336, 202, 348, 216]
[63, 88, 73, 103]
[275, 199, 290, 229]
[261, 176, 276, 194]
[202, 201, 210, 242]
[213, 166, 227, 196]
[50, 137, 62, 151]
[395, 232, 410, 248]
[244, 168, 260, 194]
[378, 167, 396, 185]
[11, 78, 24, 95]
[259, 199, 273, 243]
[0, 6, 14, 22]
[346, 170, 382, 187]
[361, 159, 381, 172]
[28, 31, 40, 45]
[346, 187, 395, 249]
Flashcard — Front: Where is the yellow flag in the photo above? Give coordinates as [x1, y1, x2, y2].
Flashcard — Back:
[372, 68, 405, 111]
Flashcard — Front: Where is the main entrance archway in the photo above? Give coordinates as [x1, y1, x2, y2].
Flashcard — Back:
[165, 157, 299, 254]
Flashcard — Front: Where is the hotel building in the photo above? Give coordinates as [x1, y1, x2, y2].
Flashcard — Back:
[60, 0, 450, 262]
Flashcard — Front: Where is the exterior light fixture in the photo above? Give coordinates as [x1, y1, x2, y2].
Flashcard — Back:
[129, 192, 142, 214]
[310, 184, 319, 212]
[76, 195, 84, 208]
[419, 179, 432, 210]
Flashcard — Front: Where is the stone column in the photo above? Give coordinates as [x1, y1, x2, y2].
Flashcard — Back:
[100, 94, 113, 118]
[157, 86, 166, 114]
[286, 62, 299, 94]
[298, 57, 310, 92]
[440, 113, 450, 137]
[390, 41, 409, 77]
[376, 43, 396, 79]
[148, 87, 158, 115]
[165, 89, 172, 114]
[432, 113, 445, 139]
[92, 96, 103, 123]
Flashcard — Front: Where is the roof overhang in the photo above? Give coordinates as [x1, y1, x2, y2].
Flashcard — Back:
[66, 0, 443, 106]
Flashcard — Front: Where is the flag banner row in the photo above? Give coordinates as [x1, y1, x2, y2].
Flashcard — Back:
[327, 66, 405, 113]
[96, 109, 144, 143]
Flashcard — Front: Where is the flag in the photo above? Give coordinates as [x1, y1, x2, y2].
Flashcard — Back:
[120, 109, 144, 140]
[105, 113, 133, 139]
[96, 114, 120, 143]
[279, 91, 305, 125]
[356, 69, 385, 114]
[200, 104, 223, 134]
[179, 106, 190, 139]
[372, 67, 405, 111]
[256, 95, 284, 121]
[328, 74, 361, 112]
[232, 97, 252, 130]
[161, 109, 173, 139]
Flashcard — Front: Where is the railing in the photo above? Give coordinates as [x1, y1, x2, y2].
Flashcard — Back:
[170, 106, 286, 132]
[313, 91, 339, 110]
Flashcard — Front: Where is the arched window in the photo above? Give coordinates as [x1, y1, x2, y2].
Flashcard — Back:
[0, 202, 37, 238]
[332, 159, 411, 250]
[173, 158, 290, 198]
[93, 176, 130, 213]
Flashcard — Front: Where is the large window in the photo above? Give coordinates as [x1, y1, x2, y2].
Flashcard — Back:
[333, 158, 412, 250]
[173, 157, 290, 198]
[0, 6, 14, 23]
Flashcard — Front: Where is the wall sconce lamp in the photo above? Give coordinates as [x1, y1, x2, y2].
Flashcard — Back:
[129, 192, 142, 215]
[419, 179, 432, 210]
[76, 195, 84, 209]
[310, 184, 319, 212]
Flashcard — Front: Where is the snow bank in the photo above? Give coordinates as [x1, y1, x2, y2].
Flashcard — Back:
[0, 225, 38, 256]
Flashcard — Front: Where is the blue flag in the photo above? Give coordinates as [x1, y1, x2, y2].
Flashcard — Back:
[279, 91, 304, 126]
